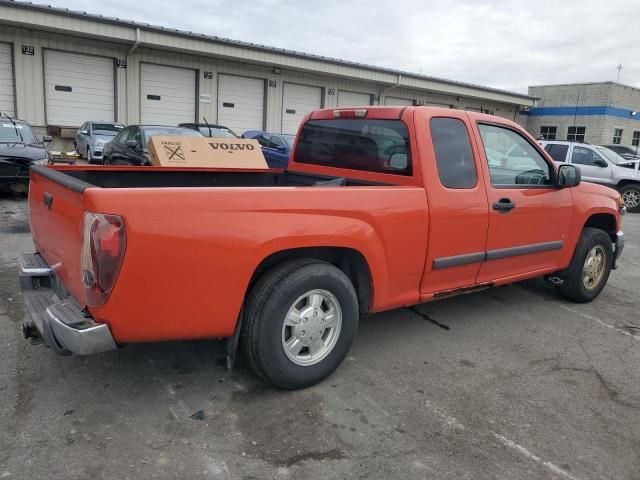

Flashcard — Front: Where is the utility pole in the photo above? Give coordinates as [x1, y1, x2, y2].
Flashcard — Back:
[616, 63, 623, 83]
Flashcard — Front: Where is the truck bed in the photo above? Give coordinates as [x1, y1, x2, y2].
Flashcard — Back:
[38, 166, 386, 190]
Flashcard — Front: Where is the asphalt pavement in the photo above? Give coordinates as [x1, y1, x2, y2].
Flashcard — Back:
[0, 196, 638, 480]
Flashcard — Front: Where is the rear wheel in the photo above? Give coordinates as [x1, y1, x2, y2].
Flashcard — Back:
[241, 259, 358, 389]
[557, 227, 613, 303]
[620, 184, 640, 213]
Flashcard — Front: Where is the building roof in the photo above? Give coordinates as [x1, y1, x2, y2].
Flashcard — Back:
[530, 81, 640, 93]
[0, 0, 535, 105]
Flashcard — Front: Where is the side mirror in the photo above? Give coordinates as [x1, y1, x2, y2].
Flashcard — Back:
[42, 135, 52, 142]
[593, 158, 608, 168]
[80, 130, 89, 135]
[389, 152, 408, 171]
[557, 164, 581, 188]
[125, 139, 139, 149]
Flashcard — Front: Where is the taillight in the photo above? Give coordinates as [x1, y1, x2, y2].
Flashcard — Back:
[333, 109, 368, 119]
[81, 212, 126, 307]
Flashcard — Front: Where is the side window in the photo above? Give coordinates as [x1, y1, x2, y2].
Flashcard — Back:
[256, 134, 271, 148]
[430, 117, 477, 189]
[114, 127, 129, 144]
[478, 124, 552, 186]
[80, 122, 87, 133]
[572, 146, 605, 166]
[544, 143, 569, 163]
[270, 136, 285, 148]
[129, 128, 142, 146]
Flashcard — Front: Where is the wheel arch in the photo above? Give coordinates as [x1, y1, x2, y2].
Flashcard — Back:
[617, 179, 640, 189]
[583, 212, 617, 242]
[248, 246, 373, 314]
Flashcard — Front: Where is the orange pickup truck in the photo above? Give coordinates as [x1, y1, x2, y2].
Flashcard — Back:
[20, 107, 625, 389]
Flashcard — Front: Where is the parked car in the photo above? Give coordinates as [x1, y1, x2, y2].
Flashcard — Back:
[540, 140, 640, 212]
[178, 123, 238, 138]
[243, 130, 295, 168]
[0, 116, 51, 193]
[20, 107, 624, 390]
[75, 121, 125, 164]
[601, 144, 640, 160]
[102, 125, 203, 166]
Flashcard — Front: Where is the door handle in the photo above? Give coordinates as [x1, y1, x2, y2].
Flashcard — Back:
[493, 198, 515, 213]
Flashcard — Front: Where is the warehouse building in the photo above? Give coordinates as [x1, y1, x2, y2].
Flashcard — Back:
[523, 82, 640, 147]
[0, 0, 535, 149]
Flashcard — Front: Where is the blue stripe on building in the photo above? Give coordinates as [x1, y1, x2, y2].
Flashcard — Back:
[522, 106, 640, 121]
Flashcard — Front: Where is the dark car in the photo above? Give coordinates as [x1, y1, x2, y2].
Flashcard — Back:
[0, 117, 51, 193]
[178, 123, 239, 138]
[75, 121, 125, 164]
[601, 144, 640, 160]
[103, 125, 203, 166]
[242, 130, 295, 168]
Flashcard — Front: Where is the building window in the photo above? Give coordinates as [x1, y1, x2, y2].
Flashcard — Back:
[567, 126, 586, 142]
[540, 126, 557, 140]
[633, 131, 640, 147]
[613, 128, 623, 144]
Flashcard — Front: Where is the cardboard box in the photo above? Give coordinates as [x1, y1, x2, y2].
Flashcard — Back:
[148, 136, 269, 169]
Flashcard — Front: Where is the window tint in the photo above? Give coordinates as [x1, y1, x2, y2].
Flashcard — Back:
[572, 146, 605, 166]
[294, 119, 411, 175]
[544, 143, 569, 163]
[430, 118, 476, 188]
[478, 124, 552, 186]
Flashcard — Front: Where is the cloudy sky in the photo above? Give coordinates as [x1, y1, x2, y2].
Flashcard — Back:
[46, 0, 637, 93]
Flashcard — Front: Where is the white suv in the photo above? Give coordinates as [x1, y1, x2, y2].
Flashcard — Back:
[540, 140, 640, 212]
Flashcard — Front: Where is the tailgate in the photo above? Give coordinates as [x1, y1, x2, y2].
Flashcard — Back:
[28, 166, 91, 304]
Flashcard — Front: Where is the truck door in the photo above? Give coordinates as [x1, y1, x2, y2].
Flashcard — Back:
[473, 122, 573, 283]
[415, 111, 490, 294]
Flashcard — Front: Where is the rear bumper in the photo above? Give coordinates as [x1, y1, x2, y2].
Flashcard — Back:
[19, 253, 116, 355]
[613, 231, 624, 269]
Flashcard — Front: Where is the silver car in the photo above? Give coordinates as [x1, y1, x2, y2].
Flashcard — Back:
[540, 140, 640, 212]
[75, 121, 125, 164]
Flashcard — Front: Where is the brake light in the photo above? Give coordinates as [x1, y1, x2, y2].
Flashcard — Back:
[333, 109, 368, 119]
[81, 212, 126, 308]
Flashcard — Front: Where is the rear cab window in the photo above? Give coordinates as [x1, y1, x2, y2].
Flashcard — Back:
[293, 119, 411, 175]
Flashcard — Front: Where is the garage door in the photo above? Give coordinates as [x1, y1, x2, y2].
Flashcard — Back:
[281, 83, 322, 135]
[384, 96, 413, 106]
[44, 50, 114, 126]
[217, 74, 264, 135]
[337, 91, 372, 107]
[141, 64, 196, 125]
[0, 43, 14, 117]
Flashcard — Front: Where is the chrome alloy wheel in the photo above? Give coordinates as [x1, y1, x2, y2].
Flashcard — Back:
[281, 289, 342, 366]
[621, 188, 640, 208]
[582, 245, 606, 290]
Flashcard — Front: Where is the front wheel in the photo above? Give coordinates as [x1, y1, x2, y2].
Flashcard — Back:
[620, 184, 640, 213]
[87, 148, 93, 164]
[241, 259, 359, 389]
[557, 227, 613, 303]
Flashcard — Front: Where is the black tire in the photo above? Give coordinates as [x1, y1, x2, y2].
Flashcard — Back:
[241, 259, 359, 389]
[620, 184, 640, 213]
[557, 227, 613, 303]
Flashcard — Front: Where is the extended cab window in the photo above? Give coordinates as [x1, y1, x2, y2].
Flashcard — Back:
[294, 119, 411, 175]
[430, 118, 477, 188]
[478, 124, 552, 186]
